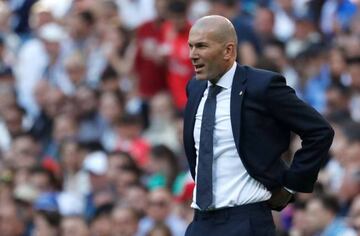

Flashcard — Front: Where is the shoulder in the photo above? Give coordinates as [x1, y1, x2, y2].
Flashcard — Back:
[186, 77, 206, 92]
[187, 77, 199, 88]
[244, 65, 281, 82]
[185, 78, 207, 103]
[242, 65, 284, 93]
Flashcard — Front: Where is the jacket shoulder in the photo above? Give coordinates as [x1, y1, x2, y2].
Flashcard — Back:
[243, 66, 283, 93]
[186, 78, 206, 95]
[244, 66, 282, 82]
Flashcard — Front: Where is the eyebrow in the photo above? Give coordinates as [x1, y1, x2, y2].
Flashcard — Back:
[188, 42, 208, 47]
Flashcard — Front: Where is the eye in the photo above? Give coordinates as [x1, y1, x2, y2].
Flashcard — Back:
[199, 43, 206, 47]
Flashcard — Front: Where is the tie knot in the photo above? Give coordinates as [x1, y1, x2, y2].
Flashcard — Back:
[208, 85, 222, 98]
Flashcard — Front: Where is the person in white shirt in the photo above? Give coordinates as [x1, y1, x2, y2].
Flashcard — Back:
[183, 15, 334, 235]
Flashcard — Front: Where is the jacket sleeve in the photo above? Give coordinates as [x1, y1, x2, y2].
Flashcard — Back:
[264, 75, 334, 192]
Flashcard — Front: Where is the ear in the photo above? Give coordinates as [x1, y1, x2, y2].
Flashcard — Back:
[223, 42, 236, 60]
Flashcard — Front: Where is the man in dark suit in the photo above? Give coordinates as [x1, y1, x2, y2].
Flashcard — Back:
[183, 15, 334, 235]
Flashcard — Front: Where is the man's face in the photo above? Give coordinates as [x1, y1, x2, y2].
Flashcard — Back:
[254, 8, 274, 36]
[188, 27, 227, 81]
[89, 173, 108, 192]
[325, 88, 348, 113]
[62, 142, 82, 171]
[12, 136, 38, 168]
[344, 141, 360, 165]
[90, 214, 111, 236]
[115, 170, 138, 196]
[30, 173, 51, 193]
[147, 190, 172, 222]
[111, 208, 138, 236]
[75, 87, 97, 115]
[99, 92, 123, 124]
[0, 203, 24, 236]
[44, 88, 64, 117]
[150, 93, 173, 122]
[124, 187, 148, 215]
[155, 0, 167, 18]
[107, 154, 135, 183]
[169, 13, 187, 32]
[305, 199, 332, 233]
[61, 217, 88, 236]
[3, 106, 23, 136]
[53, 116, 77, 142]
[43, 40, 60, 57]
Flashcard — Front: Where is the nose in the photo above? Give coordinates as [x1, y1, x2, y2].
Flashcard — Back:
[189, 47, 199, 61]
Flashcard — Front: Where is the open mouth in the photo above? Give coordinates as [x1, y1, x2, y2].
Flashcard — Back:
[194, 64, 205, 72]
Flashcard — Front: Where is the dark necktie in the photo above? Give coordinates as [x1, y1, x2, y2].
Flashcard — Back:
[196, 84, 222, 210]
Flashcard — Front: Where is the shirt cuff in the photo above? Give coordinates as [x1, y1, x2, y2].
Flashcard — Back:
[284, 187, 295, 194]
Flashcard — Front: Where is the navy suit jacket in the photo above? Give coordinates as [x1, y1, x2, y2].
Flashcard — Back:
[183, 64, 334, 193]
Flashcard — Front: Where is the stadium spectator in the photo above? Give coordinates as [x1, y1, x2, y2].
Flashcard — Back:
[0, 1, 358, 235]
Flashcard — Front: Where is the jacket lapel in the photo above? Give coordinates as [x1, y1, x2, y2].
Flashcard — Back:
[184, 80, 207, 178]
[186, 81, 207, 129]
[231, 64, 247, 155]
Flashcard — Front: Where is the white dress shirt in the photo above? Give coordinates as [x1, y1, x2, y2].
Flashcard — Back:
[192, 62, 271, 209]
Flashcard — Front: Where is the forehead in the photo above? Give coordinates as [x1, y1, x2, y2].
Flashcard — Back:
[188, 27, 215, 44]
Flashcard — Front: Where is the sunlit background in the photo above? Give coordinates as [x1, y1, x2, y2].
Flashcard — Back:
[0, 0, 359, 236]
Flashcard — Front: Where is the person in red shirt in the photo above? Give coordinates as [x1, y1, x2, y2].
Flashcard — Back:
[161, 1, 193, 110]
[134, 0, 168, 99]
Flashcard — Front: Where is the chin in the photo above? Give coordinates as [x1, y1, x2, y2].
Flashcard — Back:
[195, 74, 207, 81]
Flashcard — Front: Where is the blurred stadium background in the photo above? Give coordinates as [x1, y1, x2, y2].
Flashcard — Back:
[0, 0, 359, 235]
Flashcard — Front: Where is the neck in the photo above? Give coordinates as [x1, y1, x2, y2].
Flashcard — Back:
[210, 61, 235, 84]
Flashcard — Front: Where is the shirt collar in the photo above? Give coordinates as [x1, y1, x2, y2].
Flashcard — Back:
[208, 62, 237, 89]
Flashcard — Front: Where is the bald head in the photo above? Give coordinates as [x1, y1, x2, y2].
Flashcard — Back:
[188, 15, 238, 83]
[191, 15, 237, 46]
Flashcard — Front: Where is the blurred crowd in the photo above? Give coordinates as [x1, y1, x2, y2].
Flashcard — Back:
[0, 0, 359, 235]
